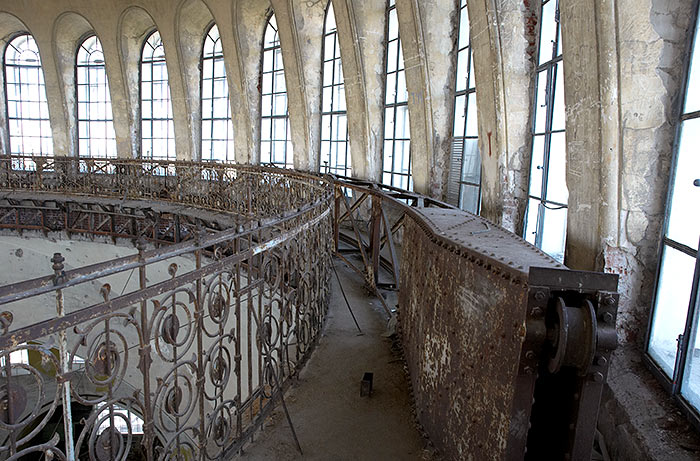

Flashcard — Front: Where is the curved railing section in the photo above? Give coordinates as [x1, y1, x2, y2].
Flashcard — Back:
[0, 156, 333, 460]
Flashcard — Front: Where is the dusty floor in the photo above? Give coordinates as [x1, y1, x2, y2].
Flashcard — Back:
[237, 260, 432, 460]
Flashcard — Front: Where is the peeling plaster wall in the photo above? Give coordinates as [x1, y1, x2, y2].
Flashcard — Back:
[343, 0, 386, 181]
[394, 0, 457, 197]
[467, 0, 537, 233]
[611, 0, 693, 346]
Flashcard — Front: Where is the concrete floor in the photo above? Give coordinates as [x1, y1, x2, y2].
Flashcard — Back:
[238, 260, 432, 460]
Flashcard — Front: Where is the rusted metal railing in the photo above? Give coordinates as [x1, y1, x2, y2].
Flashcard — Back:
[0, 156, 333, 460]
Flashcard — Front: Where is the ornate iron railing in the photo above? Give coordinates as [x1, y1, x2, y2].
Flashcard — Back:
[0, 156, 333, 460]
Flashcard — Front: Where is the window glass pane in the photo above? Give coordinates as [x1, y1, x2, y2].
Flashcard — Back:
[385, 73, 397, 105]
[524, 199, 540, 246]
[540, 205, 567, 263]
[534, 70, 548, 134]
[667, 117, 700, 250]
[459, 184, 479, 214]
[551, 62, 566, 132]
[649, 245, 696, 377]
[539, 0, 557, 65]
[396, 70, 408, 103]
[545, 132, 568, 205]
[388, 8, 399, 41]
[461, 139, 480, 185]
[465, 93, 478, 137]
[456, 49, 468, 93]
[458, 5, 470, 50]
[453, 95, 466, 137]
[529, 135, 545, 198]
[395, 105, 410, 138]
[387, 41, 398, 74]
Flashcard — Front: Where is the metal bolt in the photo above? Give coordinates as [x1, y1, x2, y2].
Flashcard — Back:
[524, 366, 534, 375]
[602, 312, 614, 324]
[605, 295, 616, 306]
[593, 372, 604, 382]
[596, 356, 608, 366]
[525, 350, 536, 360]
[534, 291, 546, 301]
[531, 307, 544, 318]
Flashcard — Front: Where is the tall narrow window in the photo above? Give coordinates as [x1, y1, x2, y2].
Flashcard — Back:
[646, 7, 700, 418]
[141, 31, 174, 160]
[320, 1, 349, 176]
[523, 0, 567, 262]
[4, 34, 53, 163]
[260, 14, 293, 169]
[448, 0, 480, 213]
[77, 35, 116, 158]
[382, 0, 411, 190]
[202, 24, 234, 162]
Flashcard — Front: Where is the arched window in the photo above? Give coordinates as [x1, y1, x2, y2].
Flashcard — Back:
[201, 24, 234, 162]
[260, 14, 293, 169]
[76, 35, 116, 158]
[646, 6, 700, 417]
[382, 0, 411, 190]
[523, 0, 567, 262]
[447, 0, 480, 213]
[320, 1, 349, 176]
[141, 31, 174, 160]
[4, 34, 53, 164]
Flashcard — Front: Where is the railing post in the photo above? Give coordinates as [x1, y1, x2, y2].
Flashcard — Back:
[369, 194, 382, 287]
[136, 239, 154, 461]
[333, 185, 340, 253]
[52, 253, 75, 461]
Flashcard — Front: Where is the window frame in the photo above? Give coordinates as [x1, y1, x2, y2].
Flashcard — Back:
[75, 33, 117, 159]
[259, 12, 293, 169]
[522, 0, 568, 262]
[139, 29, 175, 161]
[200, 23, 234, 163]
[319, 0, 350, 177]
[644, 0, 700, 431]
[381, 0, 412, 191]
[3, 32, 53, 163]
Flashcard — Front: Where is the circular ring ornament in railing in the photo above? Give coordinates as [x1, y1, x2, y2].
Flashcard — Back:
[205, 401, 237, 454]
[153, 362, 198, 430]
[203, 338, 234, 402]
[0, 345, 61, 451]
[152, 291, 197, 363]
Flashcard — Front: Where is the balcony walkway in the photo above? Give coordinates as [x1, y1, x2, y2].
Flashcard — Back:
[238, 260, 431, 460]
